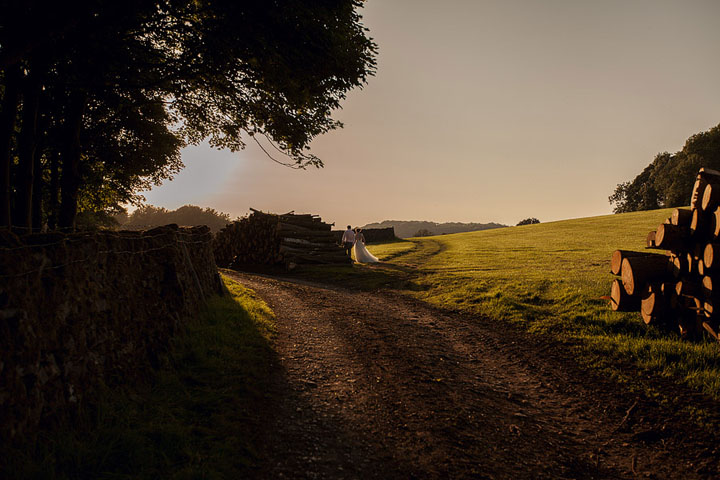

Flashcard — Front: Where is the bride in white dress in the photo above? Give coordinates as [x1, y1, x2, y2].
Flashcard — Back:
[352, 228, 379, 263]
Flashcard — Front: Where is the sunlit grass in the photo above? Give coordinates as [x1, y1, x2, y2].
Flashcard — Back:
[366, 238, 417, 260]
[2, 276, 276, 479]
[362, 209, 720, 402]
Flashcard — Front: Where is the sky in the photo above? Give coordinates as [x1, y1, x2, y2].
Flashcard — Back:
[141, 0, 720, 227]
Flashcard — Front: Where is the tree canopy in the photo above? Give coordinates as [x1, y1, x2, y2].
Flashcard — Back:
[118, 204, 232, 233]
[609, 124, 720, 213]
[0, 0, 377, 231]
[516, 218, 540, 226]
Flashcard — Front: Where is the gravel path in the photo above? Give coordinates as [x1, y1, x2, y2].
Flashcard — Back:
[225, 271, 718, 480]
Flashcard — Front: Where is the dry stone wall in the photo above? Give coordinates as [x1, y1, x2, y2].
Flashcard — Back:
[0, 225, 222, 443]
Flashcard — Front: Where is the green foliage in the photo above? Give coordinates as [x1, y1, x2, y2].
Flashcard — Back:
[610, 124, 720, 212]
[516, 217, 540, 226]
[0, 1, 377, 229]
[168, 0, 378, 167]
[414, 228, 434, 237]
[1, 276, 276, 479]
[365, 239, 417, 260]
[120, 204, 233, 232]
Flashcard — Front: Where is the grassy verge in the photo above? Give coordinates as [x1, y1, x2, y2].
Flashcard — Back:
[296, 211, 720, 408]
[366, 238, 418, 261]
[400, 211, 720, 402]
[293, 238, 421, 290]
[3, 276, 275, 479]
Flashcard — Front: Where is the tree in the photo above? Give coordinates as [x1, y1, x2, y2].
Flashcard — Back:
[0, 1, 377, 231]
[609, 124, 720, 213]
[516, 218, 540, 226]
[414, 228, 434, 237]
[120, 204, 232, 232]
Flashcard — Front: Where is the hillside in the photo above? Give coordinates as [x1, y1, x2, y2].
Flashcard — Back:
[361, 219, 506, 238]
[367, 208, 720, 398]
[349, 208, 720, 404]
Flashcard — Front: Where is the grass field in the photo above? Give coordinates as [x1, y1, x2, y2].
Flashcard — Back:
[346, 208, 720, 406]
[3, 276, 275, 479]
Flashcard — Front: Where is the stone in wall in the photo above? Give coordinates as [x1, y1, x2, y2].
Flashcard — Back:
[0, 225, 222, 444]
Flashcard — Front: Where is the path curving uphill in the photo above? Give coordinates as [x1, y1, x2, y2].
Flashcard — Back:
[225, 271, 717, 479]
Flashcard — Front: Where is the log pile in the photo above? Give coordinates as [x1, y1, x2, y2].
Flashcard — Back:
[214, 209, 351, 269]
[609, 167, 720, 340]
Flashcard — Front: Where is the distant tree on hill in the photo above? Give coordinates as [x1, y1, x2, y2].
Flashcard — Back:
[120, 204, 232, 232]
[609, 124, 720, 213]
[516, 218, 540, 226]
[414, 228, 434, 237]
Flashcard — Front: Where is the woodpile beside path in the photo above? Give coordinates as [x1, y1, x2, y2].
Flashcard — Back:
[609, 167, 720, 340]
[214, 209, 351, 269]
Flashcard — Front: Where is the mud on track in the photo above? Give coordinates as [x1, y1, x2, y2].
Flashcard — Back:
[224, 271, 718, 480]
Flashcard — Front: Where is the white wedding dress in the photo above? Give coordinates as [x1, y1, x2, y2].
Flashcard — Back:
[353, 235, 379, 263]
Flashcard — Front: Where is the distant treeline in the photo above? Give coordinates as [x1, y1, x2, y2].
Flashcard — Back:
[609, 123, 720, 213]
[362, 220, 506, 239]
[117, 205, 232, 233]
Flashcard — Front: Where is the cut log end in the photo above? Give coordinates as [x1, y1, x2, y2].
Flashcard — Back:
[610, 279, 640, 312]
[621, 255, 670, 296]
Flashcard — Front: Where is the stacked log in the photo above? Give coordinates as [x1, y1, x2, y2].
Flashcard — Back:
[609, 167, 720, 340]
[214, 209, 351, 269]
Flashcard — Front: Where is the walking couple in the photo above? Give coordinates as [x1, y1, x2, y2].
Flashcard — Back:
[341, 226, 379, 263]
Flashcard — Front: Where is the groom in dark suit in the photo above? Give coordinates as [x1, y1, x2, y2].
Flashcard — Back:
[341, 225, 355, 256]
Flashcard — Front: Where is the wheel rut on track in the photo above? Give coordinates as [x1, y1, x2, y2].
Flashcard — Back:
[225, 271, 717, 480]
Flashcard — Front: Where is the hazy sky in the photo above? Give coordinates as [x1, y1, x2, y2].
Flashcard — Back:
[142, 0, 720, 227]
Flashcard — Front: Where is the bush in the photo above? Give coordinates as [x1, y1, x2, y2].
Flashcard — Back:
[516, 218, 540, 226]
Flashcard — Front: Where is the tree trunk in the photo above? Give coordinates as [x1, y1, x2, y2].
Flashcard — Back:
[58, 91, 87, 230]
[31, 143, 43, 232]
[30, 100, 49, 233]
[47, 150, 60, 230]
[14, 63, 43, 231]
[0, 64, 21, 228]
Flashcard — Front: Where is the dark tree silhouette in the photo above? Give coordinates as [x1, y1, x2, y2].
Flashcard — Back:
[0, 0, 377, 230]
[609, 124, 720, 213]
[516, 218, 540, 226]
[120, 205, 232, 233]
[414, 228, 434, 237]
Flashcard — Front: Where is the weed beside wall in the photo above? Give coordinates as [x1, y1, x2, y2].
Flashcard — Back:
[0, 225, 222, 444]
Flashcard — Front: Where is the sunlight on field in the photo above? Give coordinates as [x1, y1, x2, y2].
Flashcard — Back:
[371, 209, 720, 402]
[366, 239, 416, 260]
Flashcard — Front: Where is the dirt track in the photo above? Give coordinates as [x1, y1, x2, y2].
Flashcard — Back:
[225, 271, 719, 480]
